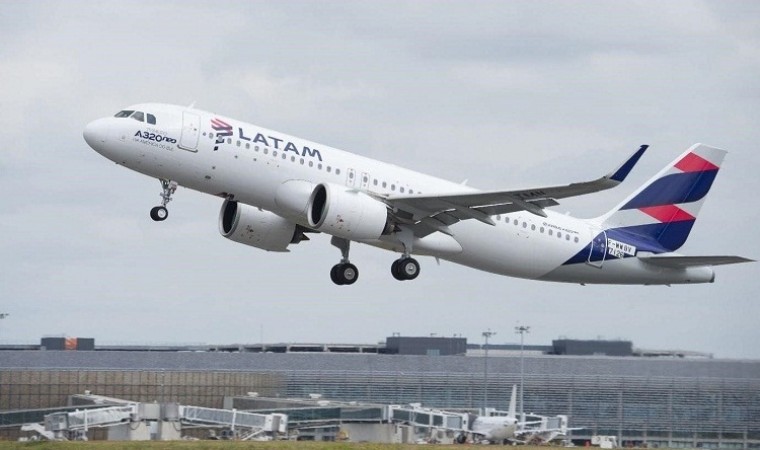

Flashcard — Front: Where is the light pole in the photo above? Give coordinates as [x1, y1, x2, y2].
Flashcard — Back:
[482, 329, 496, 412]
[515, 325, 530, 424]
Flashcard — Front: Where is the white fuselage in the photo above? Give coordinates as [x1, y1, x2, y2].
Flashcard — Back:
[84, 103, 715, 285]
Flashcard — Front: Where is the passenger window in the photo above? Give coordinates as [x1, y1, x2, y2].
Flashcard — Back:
[540, 227, 545, 233]
[236, 140, 241, 147]
[327, 166, 331, 173]
[548, 229, 553, 236]
[382, 182, 387, 188]
[373, 179, 378, 186]
[557, 232, 562, 239]
[146, 113, 156, 125]
[574, 237, 579, 243]
[391, 184, 396, 191]
[400, 187, 405, 193]
[531, 224, 536, 231]
[522, 222, 527, 228]
[246, 143, 250, 149]
[227, 138, 232, 144]
[566, 234, 570, 241]
[131, 111, 144, 122]
[513, 219, 518, 226]
[309, 161, 313, 167]
[336, 169, 341, 175]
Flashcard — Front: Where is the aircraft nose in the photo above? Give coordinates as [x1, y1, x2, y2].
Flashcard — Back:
[83, 118, 109, 150]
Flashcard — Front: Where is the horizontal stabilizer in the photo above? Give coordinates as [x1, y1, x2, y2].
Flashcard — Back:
[638, 255, 754, 269]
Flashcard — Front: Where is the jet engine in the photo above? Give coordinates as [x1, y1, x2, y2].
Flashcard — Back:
[219, 200, 307, 252]
[306, 183, 393, 241]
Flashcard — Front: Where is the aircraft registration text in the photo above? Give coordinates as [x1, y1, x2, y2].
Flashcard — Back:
[607, 238, 636, 258]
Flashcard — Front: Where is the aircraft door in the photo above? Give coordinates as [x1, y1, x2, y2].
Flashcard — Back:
[178, 111, 200, 151]
[586, 229, 607, 268]
[346, 168, 357, 187]
[360, 172, 370, 190]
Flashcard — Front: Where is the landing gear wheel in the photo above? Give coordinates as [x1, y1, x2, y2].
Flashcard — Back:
[331, 263, 359, 285]
[391, 259, 404, 281]
[150, 206, 168, 221]
[392, 257, 420, 281]
[150, 179, 177, 222]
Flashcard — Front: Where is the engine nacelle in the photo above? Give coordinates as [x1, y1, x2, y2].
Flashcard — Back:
[219, 200, 300, 252]
[307, 183, 392, 240]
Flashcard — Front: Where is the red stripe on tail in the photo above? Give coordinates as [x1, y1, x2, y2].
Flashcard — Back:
[639, 205, 696, 223]
[675, 152, 719, 172]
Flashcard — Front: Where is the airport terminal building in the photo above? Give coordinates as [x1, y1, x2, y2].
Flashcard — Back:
[1, 338, 759, 447]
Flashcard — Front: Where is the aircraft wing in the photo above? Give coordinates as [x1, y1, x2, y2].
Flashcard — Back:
[638, 255, 754, 268]
[384, 145, 648, 236]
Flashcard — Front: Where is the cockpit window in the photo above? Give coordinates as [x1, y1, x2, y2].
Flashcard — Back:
[115, 110, 155, 124]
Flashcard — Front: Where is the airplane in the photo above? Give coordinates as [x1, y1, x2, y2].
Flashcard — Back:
[83, 103, 752, 285]
[467, 385, 519, 443]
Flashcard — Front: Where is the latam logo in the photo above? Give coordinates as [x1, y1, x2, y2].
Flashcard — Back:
[209, 118, 323, 161]
[211, 118, 233, 151]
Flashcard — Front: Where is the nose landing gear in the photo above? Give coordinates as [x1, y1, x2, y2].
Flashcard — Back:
[150, 179, 177, 222]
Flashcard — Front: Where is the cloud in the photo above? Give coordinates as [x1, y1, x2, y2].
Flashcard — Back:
[0, 0, 758, 358]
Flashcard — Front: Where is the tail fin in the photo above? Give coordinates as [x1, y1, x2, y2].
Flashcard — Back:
[599, 144, 725, 252]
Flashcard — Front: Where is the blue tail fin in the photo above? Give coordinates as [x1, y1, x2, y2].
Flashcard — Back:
[599, 144, 725, 252]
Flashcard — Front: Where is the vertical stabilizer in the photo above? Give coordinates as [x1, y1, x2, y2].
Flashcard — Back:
[599, 144, 726, 252]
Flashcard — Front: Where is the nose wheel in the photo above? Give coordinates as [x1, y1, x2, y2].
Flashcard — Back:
[392, 257, 420, 281]
[150, 179, 177, 222]
[150, 206, 168, 221]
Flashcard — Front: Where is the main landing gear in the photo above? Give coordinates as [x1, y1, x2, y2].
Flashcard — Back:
[330, 237, 359, 285]
[391, 225, 420, 281]
[391, 257, 420, 281]
[150, 179, 177, 222]
[329, 227, 421, 285]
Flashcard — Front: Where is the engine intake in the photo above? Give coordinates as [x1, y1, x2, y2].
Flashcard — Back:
[307, 183, 392, 241]
[219, 200, 303, 252]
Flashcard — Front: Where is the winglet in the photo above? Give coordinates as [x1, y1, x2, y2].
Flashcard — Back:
[608, 145, 648, 183]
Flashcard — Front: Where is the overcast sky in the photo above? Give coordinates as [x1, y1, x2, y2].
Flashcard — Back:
[1, 1, 759, 358]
